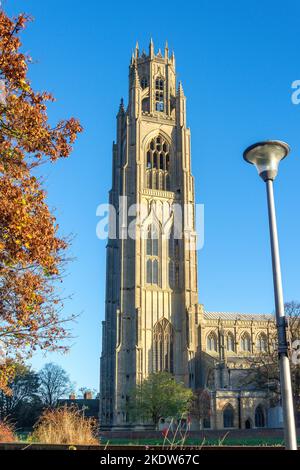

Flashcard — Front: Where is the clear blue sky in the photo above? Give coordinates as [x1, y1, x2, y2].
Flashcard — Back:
[6, 0, 300, 391]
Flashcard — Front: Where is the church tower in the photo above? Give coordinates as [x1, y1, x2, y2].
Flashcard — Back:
[100, 41, 200, 428]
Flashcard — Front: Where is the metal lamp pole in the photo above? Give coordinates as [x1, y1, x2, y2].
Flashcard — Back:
[243, 140, 297, 450]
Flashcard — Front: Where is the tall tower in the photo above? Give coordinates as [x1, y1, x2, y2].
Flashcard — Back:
[100, 41, 199, 428]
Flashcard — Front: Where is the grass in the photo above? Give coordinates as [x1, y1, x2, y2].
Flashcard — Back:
[29, 406, 99, 445]
[12, 414, 299, 447]
[99, 418, 296, 447]
[102, 436, 292, 446]
[8, 434, 300, 447]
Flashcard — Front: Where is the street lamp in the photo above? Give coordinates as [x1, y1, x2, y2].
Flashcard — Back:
[243, 140, 297, 450]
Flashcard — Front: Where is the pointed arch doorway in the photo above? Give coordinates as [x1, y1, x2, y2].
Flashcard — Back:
[245, 418, 252, 429]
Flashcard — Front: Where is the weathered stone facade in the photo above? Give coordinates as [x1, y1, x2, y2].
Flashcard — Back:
[196, 310, 277, 430]
[99, 41, 277, 430]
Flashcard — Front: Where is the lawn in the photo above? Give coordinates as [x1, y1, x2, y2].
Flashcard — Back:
[101, 436, 291, 447]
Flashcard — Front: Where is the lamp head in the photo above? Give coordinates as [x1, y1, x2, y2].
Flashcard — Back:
[243, 140, 290, 181]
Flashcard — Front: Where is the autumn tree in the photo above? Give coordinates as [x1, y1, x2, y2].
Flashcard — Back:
[127, 372, 193, 429]
[0, 10, 82, 392]
[38, 363, 72, 408]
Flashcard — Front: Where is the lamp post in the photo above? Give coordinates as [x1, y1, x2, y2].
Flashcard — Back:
[243, 140, 297, 450]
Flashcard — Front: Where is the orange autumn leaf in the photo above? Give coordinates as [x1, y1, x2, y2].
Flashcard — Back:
[0, 11, 82, 392]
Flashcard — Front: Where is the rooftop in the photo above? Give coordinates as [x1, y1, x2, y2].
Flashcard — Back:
[204, 311, 273, 322]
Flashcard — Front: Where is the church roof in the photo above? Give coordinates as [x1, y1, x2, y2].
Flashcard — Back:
[204, 311, 273, 322]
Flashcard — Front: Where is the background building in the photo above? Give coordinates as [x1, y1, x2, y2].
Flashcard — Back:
[59, 391, 99, 421]
[195, 309, 279, 430]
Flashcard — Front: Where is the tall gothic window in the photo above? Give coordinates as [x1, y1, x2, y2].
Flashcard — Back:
[223, 404, 234, 428]
[168, 227, 180, 289]
[256, 333, 268, 353]
[153, 318, 174, 373]
[155, 78, 164, 111]
[241, 332, 251, 352]
[254, 405, 265, 428]
[146, 224, 159, 285]
[207, 332, 218, 352]
[141, 77, 148, 89]
[227, 332, 235, 352]
[145, 136, 170, 191]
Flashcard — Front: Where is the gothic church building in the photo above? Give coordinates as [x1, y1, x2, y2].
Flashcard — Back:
[100, 41, 277, 431]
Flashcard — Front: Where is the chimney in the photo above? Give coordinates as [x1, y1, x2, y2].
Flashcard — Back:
[84, 391, 92, 400]
[69, 393, 76, 400]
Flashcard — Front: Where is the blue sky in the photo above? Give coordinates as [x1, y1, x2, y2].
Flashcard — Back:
[6, 0, 300, 391]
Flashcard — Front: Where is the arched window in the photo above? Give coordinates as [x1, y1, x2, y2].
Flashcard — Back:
[206, 369, 215, 389]
[155, 78, 164, 111]
[158, 172, 163, 190]
[168, 260, 175, 288]
[142, 97, 149, 112]
[153, 319, 174, 373]
[141, 77, 148, 89]
[145, 136, 170, 191]
[168, 228, 180, 258]
[168, 227, 180, 289]
[223, 404, 234, 428]
[254, 405, 265, 428]
[227, 332, 235, 352]
[241, 332, 251, 352]
[146, 224, 159, 285]
[245, 418, 252, 429]
[152, 259, 158, 284]
[256, 333, 268, 353]
[146, 259, 152, 284]
[207, 332, 218, 352]
[147, 225, 158, 256]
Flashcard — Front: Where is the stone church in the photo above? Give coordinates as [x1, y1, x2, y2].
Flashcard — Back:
[100, 41, 279, 431]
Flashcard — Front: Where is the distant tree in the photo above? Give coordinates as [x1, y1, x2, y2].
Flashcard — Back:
[0, 10, 82, 392]
[190, 388, 211, 428]
[127, 372, 193, 429]
[0, 364, 41, 428]
[38, 363, 72, 408]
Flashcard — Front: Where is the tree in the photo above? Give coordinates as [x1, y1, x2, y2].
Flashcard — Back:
[38, 363, 72, 408]
[242, 301, 300, 412]
[0, 363, 41, 428]
[190, 388, 211, 428]
[0, 10, 82, 392]
[127, 372, 193, 429]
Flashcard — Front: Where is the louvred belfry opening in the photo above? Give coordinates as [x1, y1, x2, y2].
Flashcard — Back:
[146, 136, 170, 191]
